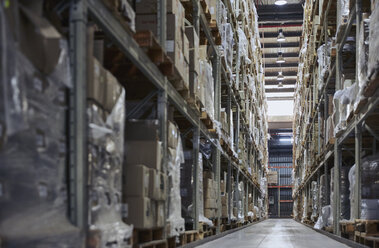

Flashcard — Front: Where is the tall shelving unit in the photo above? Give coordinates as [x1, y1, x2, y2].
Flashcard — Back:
[293, 0, 379, 243]
[68, 0, 268, 243]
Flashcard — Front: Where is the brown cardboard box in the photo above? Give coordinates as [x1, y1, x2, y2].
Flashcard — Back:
[167, 42, 188, 89]
[185, 26, 200, 74]
[123, 164, 150, 198]
[104, 70, 122, 113]
[204, 209, 215, 219]
[204, 198, 217, 209]
[203, 171, 214, 180]
[125, 141, 162, 171]
[199, 45, 208, 61]
[136, 0, 179, 14]
[183, 32, 189, 64]
[267, 171, 278, 185]
[88, 58, 106, 105]
[137, 14, 182, 45]
[221, 194, 228, 206]
[168, 147, 177, 163]
[149, 169, 160, 200]
[220, 180, 226, 195]
[18, 5, 61, 74]
[124, 197, 153, 228]
[158, 172, 168, 201]
[167, 121, 179, 149]
[156, 202, 165, 227]
[221, 205, 228, 218]
[204, 188, 216, 199]
[328, 95, 334, 115]
[125, 120, 159, 141]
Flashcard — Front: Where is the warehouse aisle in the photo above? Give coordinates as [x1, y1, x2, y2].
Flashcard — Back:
[197, 219, 348, 248]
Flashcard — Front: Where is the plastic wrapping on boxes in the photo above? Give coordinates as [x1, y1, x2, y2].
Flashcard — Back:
[333, 82, 357, 135]
[0, 10, 81, 244]
[237, 28, 251, 64]
[314, 205, 333, 229]
[198, 153, 213, 226]
[317, 44, 331, 91]
[200, 60, 215, 120]
[167, 137, 185, 236]
[368, 1, 379, 77]
[88, 89, 133, 246]
[311, 181, 318, 221]
[221, 23, 234, 75]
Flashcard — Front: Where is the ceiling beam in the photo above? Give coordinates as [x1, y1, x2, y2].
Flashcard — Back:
[266, 88, 295, 93]
[267, 96, 295, 101]
[265, 79, 297, 85]
[262, 42, 300, 48]
[263, 52, 299, 58]
[264, 62, 299, 68]
[259, 20, 303, 26]
[265, 71, 297, 76]
[257, 4, 304, 15]
[259, 31, 302, 38]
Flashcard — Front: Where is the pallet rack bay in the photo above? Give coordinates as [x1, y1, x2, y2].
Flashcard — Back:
[293, 0, 379, 246]
[0, 0, 269, 247]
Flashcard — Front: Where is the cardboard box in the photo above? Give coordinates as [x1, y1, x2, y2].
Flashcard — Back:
[19, 5, 61, 74]
[220, 180, 226, 195]
[183, 32, 189, 64]
[204, 198, 217, 209]
[149, 169, 160, 200]
[204, 209, 215, 219]
[136, 0, 179, 14]
[158, 172, 168, 201]
[168, 147, 177, 164]
[221, 194, 228, 206]
[123, 164, 150, 198]
[123, 197, 153, 228]
[125, 141, 162, 171]
[185, 26, 200, 74]
[204, 188, 216, 199]
[88, 58, 106, 105]
[137, 14, 182, 45]
[104, 70, 122, 113]
[328, 95, 334, 115]
[156, 202, 165, 227]
[199, 45, 208, 61]
[267, 171, 278, 185]
[167, 41, 188, 89]
[125, 120, 159, 141]
[167, 121, 179, 149]
[221, 205, 228, 218]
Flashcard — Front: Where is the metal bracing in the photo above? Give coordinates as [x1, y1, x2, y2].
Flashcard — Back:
[192, 127, 200, 230]
[227, 160, 232, 224]
[69, 0, 88, 237]
[354, 124, 362, 219]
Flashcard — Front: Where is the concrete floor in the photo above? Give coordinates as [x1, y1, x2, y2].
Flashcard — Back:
[197, 219, 349, 248]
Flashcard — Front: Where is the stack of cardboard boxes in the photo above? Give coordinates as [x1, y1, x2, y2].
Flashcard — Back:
[267, 171, 278, 185]
[221, 179, 229, 218]
[123, 120, 167, 229]
[135, 0, 189, 91]
[203, 172, 218, 219]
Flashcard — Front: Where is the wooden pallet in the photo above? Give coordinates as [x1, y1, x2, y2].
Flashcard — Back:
[355, 231, 379, 247]
[133, 227, 166, 248]
[200, 111, 215, 130]
[101, 0, 135, 35]
[88, 229, 133, 248]
[355, 219, 379, 236]
[340, 221, 355, 240]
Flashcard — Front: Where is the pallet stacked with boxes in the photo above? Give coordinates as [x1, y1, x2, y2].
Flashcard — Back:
[0, 0, 269, 247]
[293, 0, 379, 246]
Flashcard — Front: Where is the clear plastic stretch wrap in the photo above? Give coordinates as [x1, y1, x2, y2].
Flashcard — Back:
[302, 196, 308, 222]
[317, 44, 331, 91]
[200, 60, 215, 120]
[167, 137, 185, 236]
[311, 181, 318, 221]
[0, 7, 81, 245]
[333, 82, 357, 135]
[237, 28, 251, 64]
[88, 89, 133, 246]
[237, 181, 245, 222]
[348, 164, 356, 220]
[197, 153, 213, 226]
[319, 174, 327, 208]
[368, 0, 379, 77]
[314, 205, 333, 229]
[337, 0, 350, 32]
[221, 23, 234, 76]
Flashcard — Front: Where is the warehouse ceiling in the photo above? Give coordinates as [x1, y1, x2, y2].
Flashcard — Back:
[257, 0, 304, 125]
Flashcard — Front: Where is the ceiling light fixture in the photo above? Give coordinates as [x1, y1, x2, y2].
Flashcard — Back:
[278, 81, 284, 88]
[277, 29, 286, 42]
[277, 71, 284, 81]
[276, 52, 285, 63]
[275, 0, 287, 5]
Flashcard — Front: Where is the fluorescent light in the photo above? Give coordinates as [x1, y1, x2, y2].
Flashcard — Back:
[277, 29, 286, 42]
[277, 71, 284, 81]
[275, 0, 287, 5]
[278, 81, 284, 88]
[279, 138, 293, 143]
[276, 52, 286, 63]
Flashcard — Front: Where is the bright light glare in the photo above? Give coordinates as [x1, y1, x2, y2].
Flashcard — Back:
[280, 138, 293, 143]
[275, 0, 287, 5]
[267, 100, 294, 116]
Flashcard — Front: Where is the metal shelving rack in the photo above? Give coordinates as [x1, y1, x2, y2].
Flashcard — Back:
[68, 0, 268, 241]
[293, 0, 379, 238]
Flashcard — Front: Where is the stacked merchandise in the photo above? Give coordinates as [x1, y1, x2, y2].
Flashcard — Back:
[203, 172, 218, 219]
[199, 46, 215, 120]
[220, 173, 229, 218]
[311, 181, 318, 221]
[340, 167, 350, 220]
[167, 122, 185, 236]
[237, 182, 245, 221]
[135, 0, 189, 90]
[349, 156, 379, 220]
[368, 1, 379, 82]
[123, 120, 166, 231]
[267, 171, 278, 185]
[0, 4, 81, 246]
[319, 175, 327, 209]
